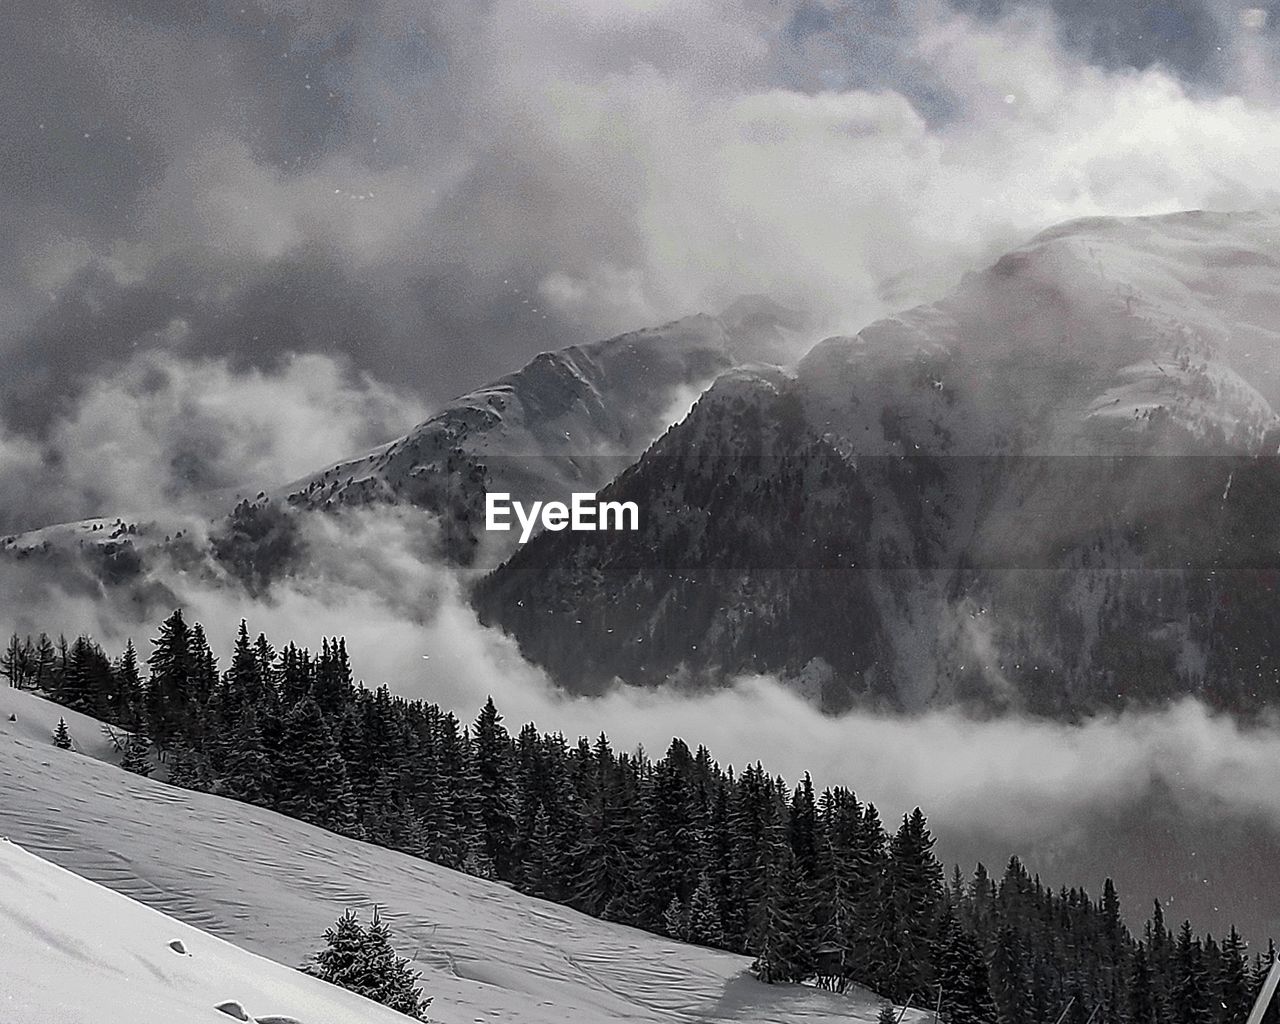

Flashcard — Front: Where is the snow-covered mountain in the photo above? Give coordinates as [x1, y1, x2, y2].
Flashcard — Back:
[0, 688, 896, 1024]
[273, 312, 745, 566]
[0, 304, 800, 597]
[477, 210, 1280, 713]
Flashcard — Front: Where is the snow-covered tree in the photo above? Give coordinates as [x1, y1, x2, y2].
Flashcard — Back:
[306, 907, 431, 1021]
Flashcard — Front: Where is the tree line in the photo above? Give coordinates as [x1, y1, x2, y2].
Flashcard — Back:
[5, 613, 1278, 1024]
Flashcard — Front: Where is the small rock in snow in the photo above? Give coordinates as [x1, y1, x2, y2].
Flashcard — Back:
[214, 1000, 250, 1021]
[168, 939, 188, 955]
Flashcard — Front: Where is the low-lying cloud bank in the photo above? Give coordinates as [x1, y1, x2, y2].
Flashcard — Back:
[3, 501, 1279, 937]
[1, 502, 1274, 835]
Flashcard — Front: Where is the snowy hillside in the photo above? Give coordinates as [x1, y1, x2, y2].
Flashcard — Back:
[0, 689, 898, 1024]
[478, 209, 1280, 713]
[0, 839, 418, 1024]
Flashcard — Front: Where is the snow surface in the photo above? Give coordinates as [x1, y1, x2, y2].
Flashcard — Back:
[0, 689, 901, 1024]
[0, 838, 414, 1024]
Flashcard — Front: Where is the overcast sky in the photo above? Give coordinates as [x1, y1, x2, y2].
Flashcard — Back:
[4, 0, 1280, 529]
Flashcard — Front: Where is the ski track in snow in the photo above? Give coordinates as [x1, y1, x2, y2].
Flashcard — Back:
[0, 689, 901, 1023]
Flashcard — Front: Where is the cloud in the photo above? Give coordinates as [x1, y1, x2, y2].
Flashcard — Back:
[7, 0, 1280, 438]
[5, 501, 1280, 939]
[0, 350, 425, 533]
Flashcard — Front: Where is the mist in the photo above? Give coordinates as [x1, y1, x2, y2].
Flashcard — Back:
[5, 490, 1280, 941]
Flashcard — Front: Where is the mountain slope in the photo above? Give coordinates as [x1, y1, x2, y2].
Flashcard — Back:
[0, 839, 419, 1024]
[477, 209, 1280, 713]
[0, 688, 894, 1024]
[0, 305, 793, 596]
[275, 312, 771, 566]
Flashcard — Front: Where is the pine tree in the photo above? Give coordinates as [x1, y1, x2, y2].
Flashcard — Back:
[664, 895, 688, 940]
[885, 807, 944, 1001]
[52, 718, 72, 750]
[1130, 943, 1160, 1024]
[991, 924, 1034, 1024]
[62, 636, 113, 717]
[471, 697, 518, 878]
[517, 805, 554, 898]
[937, 910, 998, 1024]
[1, 633, 27, 688]
[305, 908, 430, 1021]
[188, 623, 218, 706]
[147, 609, 193, 747]
[115, 640, 143, 726]
[166, 742, 210, 791]
[276, 697, 358, 836]
[749, 831, 814, 984]
[1172, 920, 1214, 1024]
[879, 1004, 900, 1024]
[1219, 927, 1252, 1024]
[121, 729, 153, 776]
[640, 752, 698, 928]
[686, 871, 725, 947]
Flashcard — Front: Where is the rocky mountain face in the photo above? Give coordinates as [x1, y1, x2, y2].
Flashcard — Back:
[476, 210, 1280, 714]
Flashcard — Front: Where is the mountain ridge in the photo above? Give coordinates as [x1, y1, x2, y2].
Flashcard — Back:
[476, 208, 1280, 714]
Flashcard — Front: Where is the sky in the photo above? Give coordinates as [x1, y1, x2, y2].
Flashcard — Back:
[7, 0, 1280, 939]
[5, 0, 1280, 531]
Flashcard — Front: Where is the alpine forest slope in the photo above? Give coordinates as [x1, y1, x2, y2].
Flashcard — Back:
[476, 209, 1280, 715]
[5, 617, 1279, 1024]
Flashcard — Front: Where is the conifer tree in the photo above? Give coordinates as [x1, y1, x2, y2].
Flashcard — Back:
[188, 623, 218, 707]
[147, 609, 193, 747]
[886, 807, 944, 1001]
[686, 870, 726, 948]
[1172, 920, 1214, 1024]
[227, 620, 263, 719]
[276, 697, 358, 836]
[517, 806, 554, 898]
[937, 910, 997, 1024]
[1219, 927, 1252, 1024]
[166, 741, 210, 791]
[121, 729, 153, 776]
[471, 697, 518, 878]
[2, 633, 27, 688]
[52, 718, 72, 750]
[664, 895, 688, 940]
[216, 706, 271, 803]
[19, 607, 1268, 1024]
[115, 640, 143, 726]
[1129, 943, 1160, 1024]
[640, 752, 698, 928]
[306, 908, 430, 1021]
[749, 830, 814, 984]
